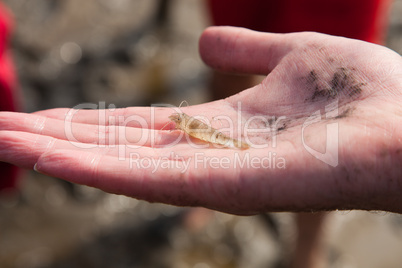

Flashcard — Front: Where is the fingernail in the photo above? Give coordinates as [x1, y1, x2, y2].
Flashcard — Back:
[33, 163, 41, 173]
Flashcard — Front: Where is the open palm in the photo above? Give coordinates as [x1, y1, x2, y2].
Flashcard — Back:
[0, 27, 401, 214]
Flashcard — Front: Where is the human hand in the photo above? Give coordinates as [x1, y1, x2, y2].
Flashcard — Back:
[0, 26, 401, 214]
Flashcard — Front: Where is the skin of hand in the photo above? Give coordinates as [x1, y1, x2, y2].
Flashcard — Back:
[0, 26, 401, 214]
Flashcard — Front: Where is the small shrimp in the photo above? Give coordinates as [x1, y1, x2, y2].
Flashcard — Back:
[168, 112, 249, 150]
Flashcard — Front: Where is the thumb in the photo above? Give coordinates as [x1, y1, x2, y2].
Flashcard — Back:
[199, 26, 291, 75]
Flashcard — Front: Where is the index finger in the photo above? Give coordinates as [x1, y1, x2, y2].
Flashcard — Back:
[34, 106, 180, 129]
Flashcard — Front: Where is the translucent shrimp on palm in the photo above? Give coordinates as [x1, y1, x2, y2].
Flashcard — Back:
[166, 102, 249, 150]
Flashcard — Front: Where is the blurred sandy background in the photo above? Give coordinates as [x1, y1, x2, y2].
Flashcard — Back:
[0, 0, 402, 267]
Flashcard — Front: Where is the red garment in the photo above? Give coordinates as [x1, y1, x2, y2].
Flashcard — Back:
[0, 2, 19, 191]
[207, 0, 391, 44]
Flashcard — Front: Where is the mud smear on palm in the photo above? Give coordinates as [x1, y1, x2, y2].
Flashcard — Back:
[305, 67, 366, 103]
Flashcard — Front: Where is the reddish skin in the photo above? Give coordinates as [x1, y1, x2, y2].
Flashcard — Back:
[0, 27, 401, 214]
